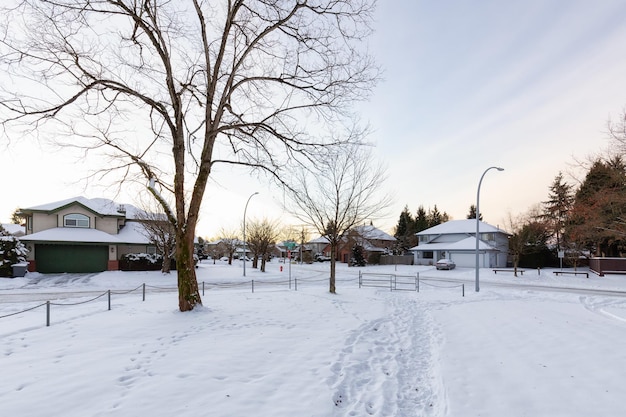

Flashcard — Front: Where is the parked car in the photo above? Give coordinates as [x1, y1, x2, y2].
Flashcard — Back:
[315, 253, 331, 262]
[435, 259, 456, 270]
[219, 256, 229, 262]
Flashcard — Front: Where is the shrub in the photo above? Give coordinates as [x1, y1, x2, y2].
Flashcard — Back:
[0, 227, 28, 277]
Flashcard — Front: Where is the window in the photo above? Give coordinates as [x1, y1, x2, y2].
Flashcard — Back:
[423, 251, 434, 259]
[146, 246, 157, 255]
[481, 233, 495, 242]
[64, 213, 90, 228]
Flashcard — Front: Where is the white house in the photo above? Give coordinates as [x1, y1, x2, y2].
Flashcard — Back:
[18, 197, 155, 273]
[409, 219, 509, 268]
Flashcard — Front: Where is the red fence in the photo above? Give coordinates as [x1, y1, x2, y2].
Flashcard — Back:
[589, 257, 626, 277]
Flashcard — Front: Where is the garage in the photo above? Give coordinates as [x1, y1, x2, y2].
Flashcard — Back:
[35, 244, 109, 273]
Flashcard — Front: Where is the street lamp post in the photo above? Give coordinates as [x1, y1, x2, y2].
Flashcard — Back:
[243, 192, 259, 277]
[475, 166, 504, 292]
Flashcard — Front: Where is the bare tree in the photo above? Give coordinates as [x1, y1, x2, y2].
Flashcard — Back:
[134, 204, 176, 274]
[286, 143, 391, 293]
[0, 1, 379, 311]
[218, 228, 240, 265]
[246, 217, 280, 272]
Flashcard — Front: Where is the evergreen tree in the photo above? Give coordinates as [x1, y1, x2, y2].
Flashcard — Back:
[393, 205, 415, 253]
[565, 157, 626, 257]
[350, 244, 366, 266]
[427, 205, 443, 228]
[542, 172, 573, 251]
[466, 204, 483, 220]
[414, 206, 429, 233]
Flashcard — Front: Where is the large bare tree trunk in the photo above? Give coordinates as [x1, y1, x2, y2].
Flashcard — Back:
[177, 228, 201, 311]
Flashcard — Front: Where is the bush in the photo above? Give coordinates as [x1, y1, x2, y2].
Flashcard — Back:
[119, 253, 169, 271]
[0, 228, 28, 277]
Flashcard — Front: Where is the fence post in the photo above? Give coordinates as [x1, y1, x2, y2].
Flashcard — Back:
[295, 278, 298, 291]
[462, 284, 465, 297]
[46, 301, 50, 327]
[358, 271, 362, 288]
[202, 281, 205, 296]
[108, 290, 111, 311]
[390, 275, 393, 291]
[252, 280, 254, 293]
[143, 283, 146, 301]
[417, 274, 420, 293]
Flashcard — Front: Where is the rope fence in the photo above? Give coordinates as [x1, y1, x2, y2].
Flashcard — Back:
[1, 273, 464, 328]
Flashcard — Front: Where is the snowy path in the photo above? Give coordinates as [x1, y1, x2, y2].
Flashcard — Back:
[328, 293, 446, 416]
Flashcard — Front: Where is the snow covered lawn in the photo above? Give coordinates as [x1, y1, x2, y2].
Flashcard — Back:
[1, 262, 626, 416]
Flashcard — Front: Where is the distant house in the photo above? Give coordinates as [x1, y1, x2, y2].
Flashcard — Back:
[18, 197, 157, 273]
[409, 219, 509, 268]
[339, 224, 396, 264]
[307, 236, 331, 258]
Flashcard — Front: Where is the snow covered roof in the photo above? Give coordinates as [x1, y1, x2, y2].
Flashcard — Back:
[352, 225, 396, 241]
[117, 221, 152, 245]
[20, 222, 152, 245]
[416, 219, 508, 236]
[20, 227, 126, 244]
[308, 236, 330, 244]
[409, 237, 497, 252]
[1, 224, 25, 236]
[20, 196, 146, 220]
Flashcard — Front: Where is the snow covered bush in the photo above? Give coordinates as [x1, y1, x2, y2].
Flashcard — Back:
[0, 226, 28, 277]
[119, 253, 172, 271]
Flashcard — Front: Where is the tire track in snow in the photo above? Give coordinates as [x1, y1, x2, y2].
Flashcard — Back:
[579, 296, 626, 324]
[328, 293, 445, 416]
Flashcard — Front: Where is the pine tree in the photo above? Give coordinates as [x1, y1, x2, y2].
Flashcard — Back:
[565, 157, 626, 257]
[393, 205, 415, 253]
[427, 205, 443, 228]
[466, 204, 483, 220]
[414, 206, 429, 233]
[350, 244, 366, 266]
[542, 172, 573, 251]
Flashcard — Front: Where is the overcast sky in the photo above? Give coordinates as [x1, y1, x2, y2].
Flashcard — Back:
[2, 0, 626, 238]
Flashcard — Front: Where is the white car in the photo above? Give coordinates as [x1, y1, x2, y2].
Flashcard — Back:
[435, 259, 456, 270]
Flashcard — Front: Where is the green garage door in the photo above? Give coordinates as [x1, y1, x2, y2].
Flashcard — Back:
[35, 244, 109, 273]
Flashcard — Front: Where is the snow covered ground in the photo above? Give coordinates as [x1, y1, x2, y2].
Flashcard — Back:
[1, 261, 626, 417]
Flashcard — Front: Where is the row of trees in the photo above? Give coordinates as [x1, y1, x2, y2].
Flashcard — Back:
[392, 204, 487, 253]
[394, 205, 450, 252]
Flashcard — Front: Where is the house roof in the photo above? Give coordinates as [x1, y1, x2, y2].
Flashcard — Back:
[353, 225, 396, 241]
[308, 236, 330, 244]
[20, 196, 145, 219]
[416, 219, 508, 236]
[117, 221, 152, 245]
[1, 223, 25, 236]
[409, 237, 496, 252]
[20, 227, 126, 244]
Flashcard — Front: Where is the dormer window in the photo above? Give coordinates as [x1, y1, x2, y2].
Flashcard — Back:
[64, 213, 90, 228]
